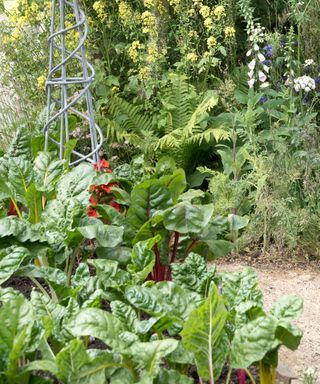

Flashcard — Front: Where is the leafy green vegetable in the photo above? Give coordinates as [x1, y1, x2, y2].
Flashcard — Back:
[181, 284, 228, 380]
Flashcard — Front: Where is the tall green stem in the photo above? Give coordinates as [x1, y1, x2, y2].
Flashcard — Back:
[245, 368, 257, 384]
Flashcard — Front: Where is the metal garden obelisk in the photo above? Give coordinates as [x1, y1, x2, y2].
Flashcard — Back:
[44, 0, 103, 166]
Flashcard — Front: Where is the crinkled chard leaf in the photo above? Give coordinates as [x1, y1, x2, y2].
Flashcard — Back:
[171, 252, 216, 294]
[270, 295, 303, 321]
[70, 308, 126, 351]
[78, 224, 124, 248]
[0, 246, 31, 285]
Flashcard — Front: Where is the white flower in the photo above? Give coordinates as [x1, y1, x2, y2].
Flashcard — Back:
[248, 59, 256, 70]
[254, 43, 259, 51]
[260, 82, 270, 88]
[248, 78, 255, 88]
[304, 59, 314, 67]
[258, 53, 266, 62]
[263, 65, 270, 73]
[294, 83, 301, 92]
[259, 71, 267, 82]
[294, 75, 315, 92]
[248, 70, 254, 78]
[246, 49, 252, 56]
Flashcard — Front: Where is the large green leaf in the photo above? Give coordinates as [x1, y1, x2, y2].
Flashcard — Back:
[88, 259, 131, 288]
[130, 339, 179, 378]
[30, 291, 66, 340]
[0, 296, 34, 379]
[70, 308, 125, 351]
[270, 296, 303, 321]
[34, 152, 64, 193]
[96, 246, 132, 267]
[7, 157, 33, 199]
[56, 339, 89, 383]
[230, 315, 279, 368]
[159, 169, 187, 203]
[127, 179, 172, 230]
[219, 267, 263, 311]
[156, 368, 193, 384]
[171, 252, 216, 294]
[78, 224, 124, 248]
[275, 320, 303, 351]
[56, 163, 96, 202]
[162, 202, 214, 234]
[125, 282, 201, 324]
[181, 285, 228, 380]
[110, 301, 138, 332]
[228, 214, 249, 231]
[205, 239, 234, 260]
[127, 236, 161, 282]
[0, 287, 24, 303]
[0, 246, 31, 285]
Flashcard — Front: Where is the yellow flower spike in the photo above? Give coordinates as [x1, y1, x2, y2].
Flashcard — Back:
[199, 5, 210, 18]
[37, 75, 47, 90]
[119, 2, 132, 26]
[141, 11, 156, 33]
[139, 66, 151, 80]
[128, 40, 143, 62]
[213, 5, 225, 19]
[93, 1, 108, 22]
[207, 36, 217, 49]
[204, 17, 213, 30]
[224, 26, 236, 38]
[186, 52, 198, 62]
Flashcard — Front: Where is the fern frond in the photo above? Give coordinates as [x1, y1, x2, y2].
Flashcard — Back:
[184, 128, 231, 145]
[185, 91, 219, 135]
[109, 96, 153, 133]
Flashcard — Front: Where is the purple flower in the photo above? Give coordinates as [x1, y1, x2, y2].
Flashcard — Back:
[262, 59, 272, 67]
[315, 77, 320, 85]
[263, 44, 273, 58]
[280, 39, 287, 47]
[259, 96, 268, 104]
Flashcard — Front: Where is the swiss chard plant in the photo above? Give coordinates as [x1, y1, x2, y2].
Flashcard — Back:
[0, 254, 303, 384]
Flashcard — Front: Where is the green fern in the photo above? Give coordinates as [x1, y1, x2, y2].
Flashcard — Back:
[104, 75, 230, 170]
[106, 96, 154, 140]
[155, 81, 230, 169]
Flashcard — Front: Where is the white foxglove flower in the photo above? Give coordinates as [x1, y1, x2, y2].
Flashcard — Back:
[246, 49, 252, 56]
[258, 53, 265, 62]
[259, 71, 267, 82]
[248, 78, 255, 88]
[248, 70, 254, 79]
[263, 65, 270, 73]
[254, 43, 259, 51]
[248, 59, 256, 70]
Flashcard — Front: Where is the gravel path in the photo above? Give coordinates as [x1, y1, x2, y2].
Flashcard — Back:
[217, 262, 320, 383]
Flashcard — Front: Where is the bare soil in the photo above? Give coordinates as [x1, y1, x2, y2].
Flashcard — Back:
[217, 258, 320, 384]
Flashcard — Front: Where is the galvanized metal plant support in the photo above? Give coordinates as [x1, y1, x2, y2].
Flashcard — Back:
[44, 0, 103, 166]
